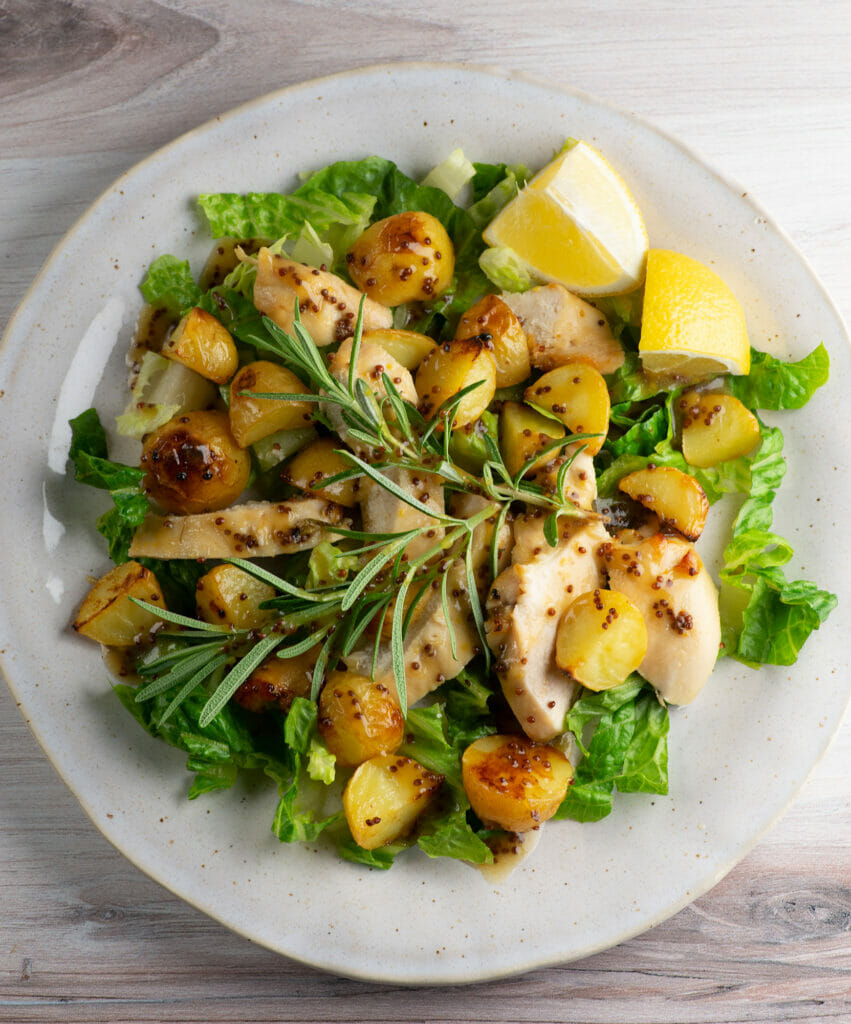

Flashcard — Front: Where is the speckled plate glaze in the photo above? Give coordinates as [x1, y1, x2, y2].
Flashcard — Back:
[1, 64, 849, 984]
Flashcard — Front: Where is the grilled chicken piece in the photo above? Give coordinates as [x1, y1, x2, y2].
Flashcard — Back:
[604, 532, 721, 704]
[360, 467, 445, 562]
[344, 561, 479, 707]
[486, 515, 609, 741]
[128, 497, 348, 560]
[533, 450, 597, 512]
[253, 249, 392, 346]
[449, 492, 513, 591]
[501, 283, 624, 374]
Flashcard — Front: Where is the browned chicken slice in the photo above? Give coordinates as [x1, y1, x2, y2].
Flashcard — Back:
[128, 497, 348, 560]
[501, 283, 625, 374]
[486, 515, 609, 741]
[359, 467, 445, 562]
[532, 450, 598, 512]
[604, 532, 721, 704]
[253, 249, 392, 346]
[344, 561, 479, 707]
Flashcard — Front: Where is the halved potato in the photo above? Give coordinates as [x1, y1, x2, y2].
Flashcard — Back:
[456, 294, 530, 387]
[344, 754, 443, 849]
[499, 401, 564, 477]
[362, 328, 436, 370]
[282, 437, 360, 507]
[233, 649, 315, 713]
[680, 391, 760, 468]
[619, 465, 709, 541]
[318, 671, 405, 767]
[73, 561, 165, 647]
[229, 360, 313, 448]
[415, 337, 497, 429]
[162, 307, 239, 384]
[524, 362, 610, 455]
[462, 734, 573, 833]
[195, 563, 275, 629]
[555, 589, 648, 691]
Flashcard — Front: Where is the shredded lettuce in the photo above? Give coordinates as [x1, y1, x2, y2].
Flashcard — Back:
[479, 245, 534, 292]
[420, 147, 476, 200]
[139, 254, 201, 315]
[116, 351, 216, 439]
[68, 409, 149, 563]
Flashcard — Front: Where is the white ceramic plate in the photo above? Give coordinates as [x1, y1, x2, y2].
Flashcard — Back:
[1, 64, 849, 984]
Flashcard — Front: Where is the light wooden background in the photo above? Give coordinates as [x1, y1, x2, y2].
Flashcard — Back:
[1, 2, 849, 1022]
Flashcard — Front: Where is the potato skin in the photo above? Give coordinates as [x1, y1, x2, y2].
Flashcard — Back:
[415, 337, 497, 429]
[282, 437, 360, 507]
[162, 307, 239, 384]
[555, 588, 648, 691]
[347, 212, 455, 305]
[233, 649, 315, 713]
[618, 465, 709, 541]
[140, 409, 251, 515]
[462, 734, 573, 832]
[524, 362, 610, 456]
[73, 561, 165, 647]
[679, 391, 760, 467]
[499, 401, 564, 477]
[195, 563, 275, 629]
[456, 294, 530, 387]
[228, 360, 313, 448]
[344, 754, 444, 850]
[318, 671, 405, 767]
[361, 328, 436, 371]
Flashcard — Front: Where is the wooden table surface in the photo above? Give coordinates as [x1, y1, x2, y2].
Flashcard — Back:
[1, 2, 849, 1021]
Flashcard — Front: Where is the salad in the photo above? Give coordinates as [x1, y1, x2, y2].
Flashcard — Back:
[69, 141, 836, 870]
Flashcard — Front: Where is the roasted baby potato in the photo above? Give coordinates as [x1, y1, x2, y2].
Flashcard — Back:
[415, 337, 497, 429]
[455, 294, 530, 387]
[228, 360, 313, 448]
[499, 401, 565, 477]
[162, 307, 239, 384]
[282, 437, 360, 506]
[73, 561, 165, 647]
[347, 211, 455, 306]
[618, 465, 709, 541]
[524, 362, 610, 456]
[462, 734, 573, 833]
[362, 328, 437, 370]
[233, 649, 315, 713]
[318, 671, 405, 767]
[195, 563, 275, 629]
[679, 391, 760, 467]
[555, 588, 648, 690]
[140, 409, 251, 515]
[343, 754, 443, 849]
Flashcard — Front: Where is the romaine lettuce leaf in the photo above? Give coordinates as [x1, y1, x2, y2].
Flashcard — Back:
[68, 408, 149, 563]
[728, 343, 830, 410]
[420, 148, 476, 200]
[478, 246, 534, 292]
[139, 254, 201, 315]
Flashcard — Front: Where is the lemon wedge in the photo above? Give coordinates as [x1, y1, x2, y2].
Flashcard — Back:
[639, 250, 750, 377]
[482, 141, 649, 296]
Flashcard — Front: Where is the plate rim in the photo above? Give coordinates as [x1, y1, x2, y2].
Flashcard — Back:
[1, 60, 849, 984]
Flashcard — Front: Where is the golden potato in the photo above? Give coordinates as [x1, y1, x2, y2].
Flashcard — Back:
[73, 561, 165, 647]
[162, 307, 239, 384]
[499, 401, 565, 477]
[195, 563, 275, 629]
[415, 337, 497, 429]
[555, 589, 648, 691]
[343, 754, 443, 849]
[456, 294, 530, 387]
[462, 734, 573, 833]
[282, 437, 360, 506]
[619, 465, 709, 541]
[347, 211, 455, 305]
[228, 360, 313, 448]
[362, 328, 437, 370]
[233, 649, 315, 713]
[140, 409, 251, 515]
[679, 391, 760, 467]
[318, 671, 405, 767]
[524, 362, 610, 456]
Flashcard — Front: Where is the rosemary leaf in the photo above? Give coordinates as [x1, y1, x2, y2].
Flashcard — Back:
[198, 632, 285, 727]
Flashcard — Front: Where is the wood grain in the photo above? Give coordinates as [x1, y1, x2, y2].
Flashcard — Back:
[1, 1, 850, 1022]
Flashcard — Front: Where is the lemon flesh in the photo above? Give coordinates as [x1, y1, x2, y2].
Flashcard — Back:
[639, 249, 750, 377]
[482, 142, 648, 297]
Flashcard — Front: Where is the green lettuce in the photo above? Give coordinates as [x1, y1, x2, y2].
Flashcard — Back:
[729, 343, 830, 410]
[555, 678, 669, 823]
[68, 409, 149, 563]
[139, 254, 201, 315]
